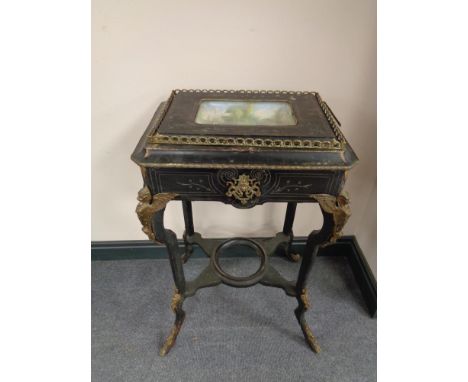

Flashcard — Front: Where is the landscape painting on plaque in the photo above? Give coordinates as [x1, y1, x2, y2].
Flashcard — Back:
[195, 100, 297, 126]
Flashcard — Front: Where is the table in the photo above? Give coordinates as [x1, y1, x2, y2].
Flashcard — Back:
[131, 89, 358, 356]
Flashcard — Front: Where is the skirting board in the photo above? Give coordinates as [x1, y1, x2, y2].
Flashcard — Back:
[91, 235, 376, 317]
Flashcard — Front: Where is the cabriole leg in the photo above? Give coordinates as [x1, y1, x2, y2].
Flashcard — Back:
[294, 194, 351, 353]
[153, 207, 187, 356]
[295, 233, 323, 353]
[135, 187, 186, 356]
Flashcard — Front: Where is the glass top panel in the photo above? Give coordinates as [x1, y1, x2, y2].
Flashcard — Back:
[195, 100, 297, 126]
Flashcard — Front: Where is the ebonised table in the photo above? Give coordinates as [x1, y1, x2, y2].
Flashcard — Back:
[131, 89, 358, 356]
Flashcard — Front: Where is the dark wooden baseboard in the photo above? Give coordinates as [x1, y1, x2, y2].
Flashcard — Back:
[317, 237, 377, 317]
[91, 235, 376, 317]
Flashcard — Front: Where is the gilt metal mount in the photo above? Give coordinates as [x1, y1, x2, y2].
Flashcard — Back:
[225, 174, 262, 205]
[135, 186, 178, 242]
[312, 193, 351, 243]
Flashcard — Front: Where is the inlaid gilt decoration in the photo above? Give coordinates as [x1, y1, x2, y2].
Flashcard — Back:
[225, 174, 261, 205]
[312, 193, 351, 243]
[136, 186, 177, 242]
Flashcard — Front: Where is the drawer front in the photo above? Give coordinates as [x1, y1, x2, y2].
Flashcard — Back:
[152, 171, 218, 195]
[269, 173, 337, 196]
[148, 168, 344, 205]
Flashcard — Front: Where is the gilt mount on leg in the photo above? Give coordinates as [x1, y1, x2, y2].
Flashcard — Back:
[160, 288, 185, 356]
[135, 186, 178, 243]
[312, 193, 351, 244]
[296, 288, 321, 353]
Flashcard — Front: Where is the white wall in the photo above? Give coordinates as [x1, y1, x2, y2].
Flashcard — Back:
[92, 0, 377, 275]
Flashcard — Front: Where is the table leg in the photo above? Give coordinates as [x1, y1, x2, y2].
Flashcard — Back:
[136, 187, 351, 355]
[152, 206, 188, 356]
[282, 202, 300, 262]
[182, 200, 194, 263]
[135, 187, 187, 356]
[294, 194, 351, 353]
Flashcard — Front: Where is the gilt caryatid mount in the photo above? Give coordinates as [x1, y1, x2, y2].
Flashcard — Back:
[131, 89, 358, 356]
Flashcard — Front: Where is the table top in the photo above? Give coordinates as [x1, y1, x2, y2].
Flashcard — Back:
[132, 89, 358, 171]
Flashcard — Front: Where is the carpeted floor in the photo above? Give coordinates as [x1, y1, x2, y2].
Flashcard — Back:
[92, 255, 376, 382]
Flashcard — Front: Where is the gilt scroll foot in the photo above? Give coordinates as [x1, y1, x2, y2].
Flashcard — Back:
[160, 289, 186, 356]
[285, 251, 301, 262]
[295, 288, 321, 353]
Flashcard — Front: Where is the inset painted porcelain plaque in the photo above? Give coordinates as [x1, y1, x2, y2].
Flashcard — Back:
[195, 100, 297, 126]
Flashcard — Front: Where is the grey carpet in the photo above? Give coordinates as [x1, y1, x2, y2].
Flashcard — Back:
[92, 255, 376, 382]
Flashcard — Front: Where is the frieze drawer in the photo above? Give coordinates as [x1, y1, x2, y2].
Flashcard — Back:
[269, 173, 340, 196]
[151, 171, 218, 194]
[149, 169, 345, 204]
